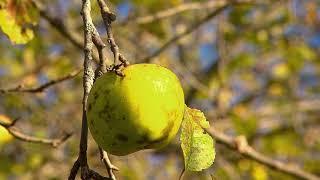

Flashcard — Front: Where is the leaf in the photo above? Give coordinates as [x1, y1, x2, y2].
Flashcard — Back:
[0, 114, 13, 145]
[0, 0, 38, 44]
[0, 9, 33, 44]
[180, 106, 215, 171]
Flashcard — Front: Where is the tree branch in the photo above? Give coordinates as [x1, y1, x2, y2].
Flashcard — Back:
[69, 0, 120, 179]
[0, 118, 72, 148]
[68, 0, 107, 179]
[0, 70, 81, 94]
[207, 128, 320, 180]
[121, 0, 229, 25]
[121, 0, 256, 25]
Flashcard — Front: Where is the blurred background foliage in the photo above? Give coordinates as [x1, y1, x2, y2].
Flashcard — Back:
[0, 0, 320, 179]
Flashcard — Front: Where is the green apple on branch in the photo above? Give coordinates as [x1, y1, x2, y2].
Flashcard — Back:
[87, 63, 215, 171]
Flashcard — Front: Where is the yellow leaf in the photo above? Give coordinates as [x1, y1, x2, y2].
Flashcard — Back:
[0, 9, 34, 44]
[0, 114, 13, 145]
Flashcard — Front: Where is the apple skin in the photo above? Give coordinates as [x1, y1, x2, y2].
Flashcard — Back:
[87, 64, 185, 156]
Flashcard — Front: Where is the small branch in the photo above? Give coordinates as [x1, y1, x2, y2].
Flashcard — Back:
[8, 127, 72, 147]
[121, 0, 228, 25]
[178, 168, 185, 180]
[170, 59, 209, 95]
[31, 0, 100, 63]
[0, 70, 81, 94]
[96, 0, 118, 64]
[97, 0, 129, 75]
[92, 25, 107, 78]
[31, 0, 82, 50]
[141, 4, 230, 62]
[99, 147, 119, 180]
[69, 159, 81, 180]
[207, 128, 320, 180]
[0, 118, 72, 148]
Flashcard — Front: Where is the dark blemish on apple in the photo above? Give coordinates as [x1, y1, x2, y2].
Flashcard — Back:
[104, 89, 111, 95]
[106, 113, 112, 120]
[116, 134, 129, 142]
[104, 103, 110, 110]
[101, 113, 110, 124]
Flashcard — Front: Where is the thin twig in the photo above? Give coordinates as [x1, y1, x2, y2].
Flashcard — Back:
[99, 147, 119, 180]
[92, 26, 107, 78]
[0, 118, 72, 147]
[206, 128, 320, 180]
[69, 159, 81, 180]
[8, 127, 72, 147]
[141, 4, 230, 62]
[31, 0, 82, 50]
[31, 0, 100, 63]
[121, 0, 228, 25]
[121, 0, 255, 25]
[97, 0, 129, 76]
[178, 168, 185, 180]
[170, 59, 209, 95]
[0, 70, 81, 94]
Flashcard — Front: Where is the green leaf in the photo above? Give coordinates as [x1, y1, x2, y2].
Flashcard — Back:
[180, 106, 215, 171]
